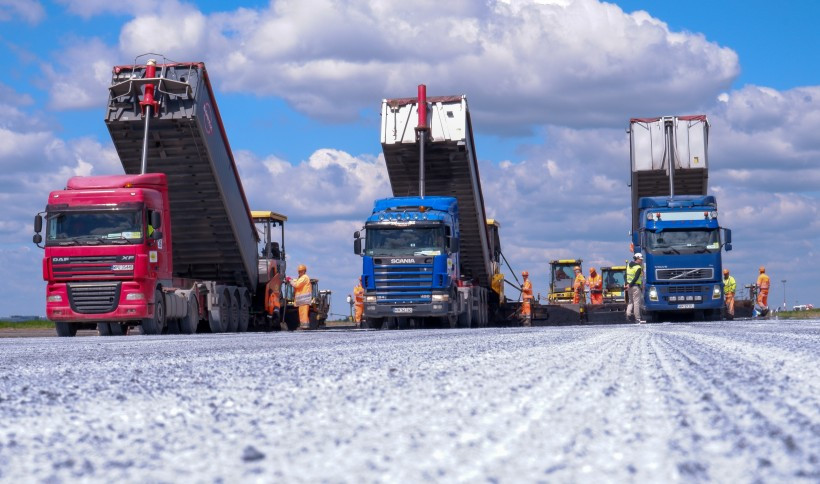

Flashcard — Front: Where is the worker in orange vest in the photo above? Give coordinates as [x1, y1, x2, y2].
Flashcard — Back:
[288, 264, 312, 330]
[265, 276, 282, 325]
[756, 266, 770, 308]
[521, 270, 533, 327]
[587, 267, 603, 305]
[572, 266, 586, 304]
[353, 277, 364, 326]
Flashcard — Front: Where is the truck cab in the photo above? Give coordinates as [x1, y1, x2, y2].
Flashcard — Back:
[633, 195, 732, 320]
[35, 174, 171, 335]
[355, 196, 459, 328]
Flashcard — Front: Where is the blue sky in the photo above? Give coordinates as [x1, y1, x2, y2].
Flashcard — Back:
[1, 0, 818, 317]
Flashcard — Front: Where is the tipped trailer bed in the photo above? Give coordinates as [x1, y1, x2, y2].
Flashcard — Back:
[105, 61, 258, 289]
[380, 95, 494, 288]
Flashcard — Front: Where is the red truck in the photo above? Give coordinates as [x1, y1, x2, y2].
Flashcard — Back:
[33, 59, 286, 336]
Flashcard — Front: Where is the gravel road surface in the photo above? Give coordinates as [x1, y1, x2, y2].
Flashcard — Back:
[1, 320, 818, 482]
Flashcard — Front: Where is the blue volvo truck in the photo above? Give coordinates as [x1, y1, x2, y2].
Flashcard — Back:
[628, 116, 733, 322]
[354, 87, 504, 329]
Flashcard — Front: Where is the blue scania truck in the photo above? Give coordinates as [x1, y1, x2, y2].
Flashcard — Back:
[354, 87, 504, 329]
[628, 116, 733, 321]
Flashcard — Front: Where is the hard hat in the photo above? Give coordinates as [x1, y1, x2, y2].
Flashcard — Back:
[759, 266, 765, 273]
[723, 269, 729, 275]
[634, 253, 643, 259]
[298, 264, 307, 272]
[521, 270, 529, 277]
[573, 266, 581, 271]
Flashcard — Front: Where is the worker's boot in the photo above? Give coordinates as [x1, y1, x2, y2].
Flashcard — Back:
[299, 322, 310, 331]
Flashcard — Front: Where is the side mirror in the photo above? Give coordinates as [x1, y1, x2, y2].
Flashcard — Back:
[724, 243, 732, 252]
[151, 211, 162, 230]
[33, 233, 42, 245]
[354, 231, 360, 239]
[723, 228, 732, 244]
[353, 238, 361, 255]
[34, 214, 43, 233]
[449, 236, 460, 252]
[151, 230, 163, 240]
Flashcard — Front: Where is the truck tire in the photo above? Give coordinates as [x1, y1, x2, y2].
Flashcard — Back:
[208, 288, 230, 333]
[457, 310, 470, 329]
[97, 322, 112, 336]
[237, 289, 250, 332]
[142, 289, 166, 335]
[363, 317, 382, 330]
[55, 322, 77, 337]
[226, 291, 239, 332]
[110, 323, 128, 336]
[180, 295, 199, 334]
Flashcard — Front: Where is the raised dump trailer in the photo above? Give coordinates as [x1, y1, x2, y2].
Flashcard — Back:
[629, 116, 732, 322]
[34, 60, 284, 336]
[106, 61, 258, 290]
[355, 88, 504, 328]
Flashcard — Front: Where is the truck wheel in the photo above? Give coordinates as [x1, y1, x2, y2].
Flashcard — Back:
[457, 311, 470, 329]
[142, 289, 166, 335]
[110, 323, 128, 336]
[180, 295, 199, 334]
[237, 290, 250, 332]
[385, 317, 398, 330]
[208, 288, 230, 333]
[55, 322, 77, 337]
[363, 317, 382, 330]
[97, 322, 112, 336]
[226, 291, 239, 332]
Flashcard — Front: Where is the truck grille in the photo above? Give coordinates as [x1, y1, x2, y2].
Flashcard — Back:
[52, 255, 135, 280]
[67, 283, 121, 314]
[666, 286, 707, 294]
[373, 258, 433, 304]
[656, 268, 713, 281]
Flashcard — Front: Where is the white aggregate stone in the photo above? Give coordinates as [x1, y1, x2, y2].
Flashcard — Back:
[0, 320, 818, 482]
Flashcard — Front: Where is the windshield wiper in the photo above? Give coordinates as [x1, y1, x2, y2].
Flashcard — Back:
[73, 235, 109, 245]
[662, 247, 680, 254]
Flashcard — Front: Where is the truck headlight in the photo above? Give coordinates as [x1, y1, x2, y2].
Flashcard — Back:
[126, 293, 145, 300]
[712, 285, 722, 299]
[648, 286, 658, 301]
[47, 295, 62, 303]
[431, 294, 449, 302]
[365, 295, 377, 303]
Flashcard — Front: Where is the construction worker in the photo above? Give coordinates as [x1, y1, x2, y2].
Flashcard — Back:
[587, 267, 603, 305]
[288, 264, 311, 330]
[521, 270, 533, 327]
[756, 266, 770, 309]
[353, 277, 364, 326]
[264, 264, 282, 325]
[723, 268, 736, 320]
[625, 253, 644, 323]
[572, 266, 585, 304]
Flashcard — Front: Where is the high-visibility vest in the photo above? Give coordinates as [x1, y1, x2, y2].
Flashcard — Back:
[353, 284, 364, 306]
[626, 262, 643, 286]
[757, 273, 770, 290]
[522, 280, 533, 301]
[723, 275, 736, 294]
[588, 274, 602, 293]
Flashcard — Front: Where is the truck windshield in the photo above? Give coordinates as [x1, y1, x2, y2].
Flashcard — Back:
[46, 211, 143, 246]
[365, 226, 445, 256]
[646, 229, 719, 254]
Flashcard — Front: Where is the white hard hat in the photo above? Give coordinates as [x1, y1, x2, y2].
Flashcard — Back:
[634, 253, 643, 259]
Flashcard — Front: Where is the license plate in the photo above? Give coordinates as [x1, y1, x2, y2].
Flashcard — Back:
[677, 304, 695, 309]
[393, 307, 413, 314]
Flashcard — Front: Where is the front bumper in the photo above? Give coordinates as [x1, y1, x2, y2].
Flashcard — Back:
[364, 301, 453, 318]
